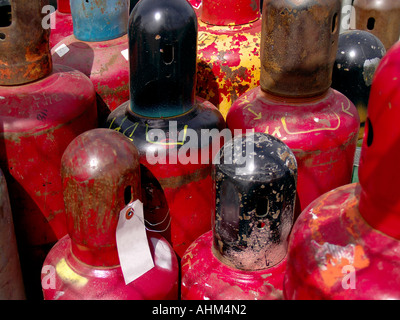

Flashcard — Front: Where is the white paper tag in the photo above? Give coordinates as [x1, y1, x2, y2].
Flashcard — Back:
[121, 49, 129, 61]
[116, 200, 154, 285]
[54, 43, 70, 58]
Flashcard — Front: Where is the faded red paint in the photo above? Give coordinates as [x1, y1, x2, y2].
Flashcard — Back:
[49, 10, 73, 49]
[284, 41, 400, 300]
[284, 183, 400, 300]
[227, 88, 360, 218]
[51, 35, 129, 123]
[0, 65, 98, 298]
[42, 129, 178, 300]
[43, 232, 179, 300]
[181, 231, 285, 300]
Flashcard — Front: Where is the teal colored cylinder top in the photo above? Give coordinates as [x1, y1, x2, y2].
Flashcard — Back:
[70, 0, 129, 42]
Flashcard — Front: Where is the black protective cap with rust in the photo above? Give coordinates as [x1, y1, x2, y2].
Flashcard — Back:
[213, 132, 297, 271]
[260, 0, 341, 98]
[0, 0, 52, 86]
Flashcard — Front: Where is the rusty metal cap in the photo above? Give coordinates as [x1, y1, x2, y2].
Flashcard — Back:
[352, 0, 400, 51]
[70, 0, 129, 42]
[0, 0, 52, 86]
[212, 132, 297, 271]
[61, 128, 141, 267]
[260, 0, 341, 98]
[200, 0, 260, 26]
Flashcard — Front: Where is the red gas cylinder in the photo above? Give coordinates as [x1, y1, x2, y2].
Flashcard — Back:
[51, 0, 130, 124]
[352, 0, 400, 51]
[0, 0, 97, 299]
[227, 0, 360, 218]
[284, 41, 400, 300]
[49, 0, 73, 49]
[196, 0, 262, 119]
[106, 0, 226, 258]
[0, 168, 25, 300]
[41, 129, 179, 300]
[181, 132, 298, 300]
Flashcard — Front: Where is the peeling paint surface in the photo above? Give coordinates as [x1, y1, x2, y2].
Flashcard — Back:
[284, 183, 400, 300]
[196, 19, 261, 119]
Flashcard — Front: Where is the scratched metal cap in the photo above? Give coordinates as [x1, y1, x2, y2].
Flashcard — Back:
[353, 0, 400, 51]
[212, 132, 297, 270]
[260, 0, 341, 97]
[61, 128, 141, 267]
[0, 0, 52, 85]
[70, 0, 129, 42]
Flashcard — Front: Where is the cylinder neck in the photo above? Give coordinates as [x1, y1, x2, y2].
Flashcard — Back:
[70, 0, 129, 42]
[200, 0, 260, 26]
[62, 129, 141, 267]
[0, 0, 52, 86]
[57, 0, 71, 14]
[128, 0, 197, 118]
[213, 133, 297, 271]
[260, 0, 340, 98]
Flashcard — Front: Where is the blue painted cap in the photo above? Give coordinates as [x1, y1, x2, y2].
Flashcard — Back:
[71, 0, 129, 42]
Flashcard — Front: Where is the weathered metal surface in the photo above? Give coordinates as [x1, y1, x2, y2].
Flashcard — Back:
[196, 0, 261, 119]
[52, 0, 129, 124]
[260, 0, 341, 97]
[227, 0, 359, 218]
[42, 129, 178, 300]
[42, 129, 179, 300]
[284, 41, 400, 300]
[70, 0, 129, 42]
[107, 99, 225, 258]
[181, 231, 287, 300]
[227, 88, 359, 218]
[107, 0, 226, 258]
[213, 133, 297, 271]
[181, 133, 297, 300]
[51, 35, 129, 123]
[49, 0, 73, 49]
[0, 0, 52, 85]
[0, 66, 97, 299]
[332, 30, 386, 141]
[0, 168, 25, 300]
[352, 0, 400, 51]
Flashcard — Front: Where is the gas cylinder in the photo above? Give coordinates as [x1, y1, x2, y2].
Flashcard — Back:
[106, 0, 226, 258]
[195, 0, 262, 119]
[0, 0, 97, 299]
[226, 0, 360, 218]
[0, 168, 25, 300]
[41, 129, 179, 300]
[352, 0, 400, 51]
[332, 30, 386, 141]
[49, 0, 73, 49]
[284, 41, 400, 300]
[181, 132, 297, 300]
[51, 0, 130, 124]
